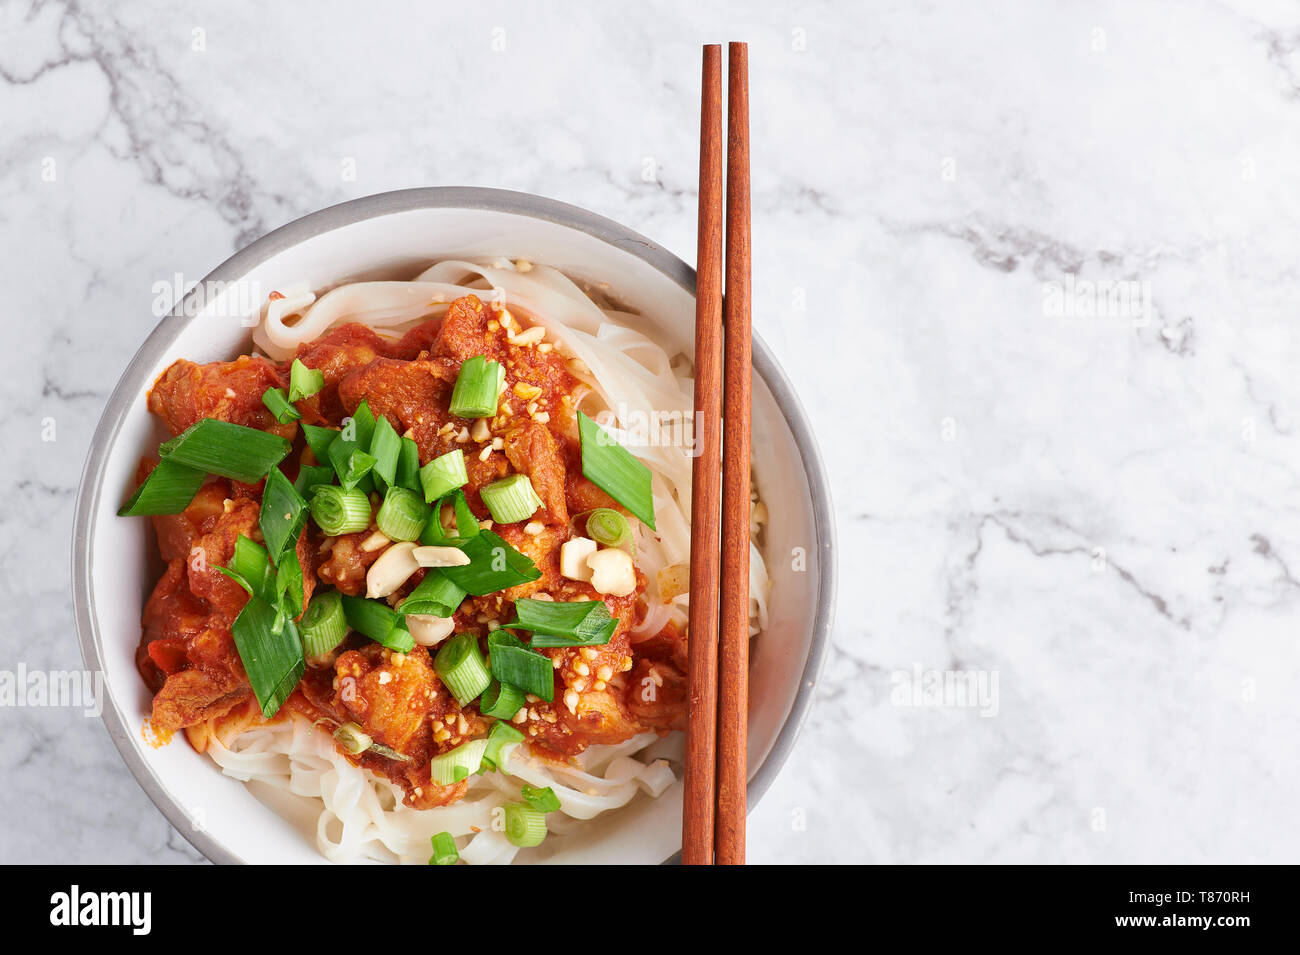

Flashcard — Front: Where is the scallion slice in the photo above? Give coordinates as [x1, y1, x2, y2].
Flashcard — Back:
[487, 631, 553, 702]
[293, 464, 335, 497]
[506, 598, 618, 648]
[396, 568, 467, 618]
[340, 595, 414, 652]
[117, 458, 206, 516]
[503, 802, 547, 848]
[300, 590, 347, 658]
[419, 489, 480, 547]
[527, 624, 618, 649]
[231, 595, 305, 719]
[434, 632, 492, 705]
[419, 449, 469, 503]
[368, 414, 402, 487]
[483, 720, 525, 767]
[370, 742, 410, 761]
[288, 358, 325, 402]
[327, 439, 377, 492]
[429, 738, 488, 785]
[334, 721, 373, 755]
[375, 486, 428, 542]
[275, 544, 305, 618]
[480, 473, 543, 525]
[301, 424, 340, 464]
[396, 436, 421, 492]
[261, 386, 302, 424]
[585, 507, 633, 552]
[520, 784, 561, 813]
[343, 400, 376, 447]
[309, 485, 372, 536]
[479, 680, 525, 719]
[158, 418, 292, 484]
[429, 831, 458, 866]
[577, 412, 655, 529]
[440, 530, 541, 596]
[259, 467, 307, 561]
[449, 355, 504, 418]
[326, 400, 376, 490]
[217, 534, 277, 605]
[387, 624, 415, 653]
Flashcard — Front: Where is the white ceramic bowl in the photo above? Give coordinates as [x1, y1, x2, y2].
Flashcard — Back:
[73, 188, 835, 864]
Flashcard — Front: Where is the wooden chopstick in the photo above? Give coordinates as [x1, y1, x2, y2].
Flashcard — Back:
[682, 43, 724, 867]
[716, 40, 752, 866]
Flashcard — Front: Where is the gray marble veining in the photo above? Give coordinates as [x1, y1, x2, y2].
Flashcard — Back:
[3, 0, 1299, 863]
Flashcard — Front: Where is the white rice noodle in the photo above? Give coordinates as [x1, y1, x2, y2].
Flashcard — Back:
[206, 716, 670, 865]
[213, 258, 774, 864]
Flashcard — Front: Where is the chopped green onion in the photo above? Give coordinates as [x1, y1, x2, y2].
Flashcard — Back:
[449, 355, 504, 418]
[577, 412, 655, 529]
[300, 590, 347, 658]
[487, 631, 553, 702]
[480, 473, 543, 525]
[301, 424, 340, 464]
[419, 449, 469, 503]
[429, 832, 458, 866]
[389, 625, 415, 653]
[216, 534, 276, 605]
[158, 418, 292, 484]
[340, 595, 415, 652]
[259, 467, 307, 561]
[368, 414, 402, 487]
[309, 485, 372, 536]
[275, 544, 304, 618]
[396, 568, 467, 618]
[231, 595, 305, 719]
[396, 437, 421, 492]
[261, 386, 301, 424]
[333, 721, 373, 755]
[585, 508, 633, 552]
[483, 720, 525, 767]
[117, 458, 206, 516]
[429, 738, 488, 785]
[440, 530, 541, 596]
[327, 438, 377, 491]
[520, 785, 561, 813]
[506, 598, 618, 648]
[370, 742, 410, 761]
[293, 464, 335, 497]
[526, 622, 618, 649]
[326, 400, 376, 491]
[375, 487, 428, 542]
[479, 680, 525, 719]
[342, 400, 376, 447]
[503, 802, 547, 848]
[434, 633, 492, 705]
[419, 489, 480, 547]
[288, 358, 325, 402]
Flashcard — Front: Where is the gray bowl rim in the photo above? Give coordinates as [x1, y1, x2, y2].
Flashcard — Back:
[72, 186, 837, 865]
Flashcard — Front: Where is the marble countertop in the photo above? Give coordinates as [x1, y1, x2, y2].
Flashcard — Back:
[4, 0, 1299, 864]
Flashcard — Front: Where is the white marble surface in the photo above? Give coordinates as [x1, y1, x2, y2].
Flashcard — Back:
[4, 0, 1300, 864]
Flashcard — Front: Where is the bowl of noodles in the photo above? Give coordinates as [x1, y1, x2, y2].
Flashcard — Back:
[73, 187, 835, 864]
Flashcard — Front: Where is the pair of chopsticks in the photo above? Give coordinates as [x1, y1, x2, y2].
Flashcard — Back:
[683, 42, 751, 866]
